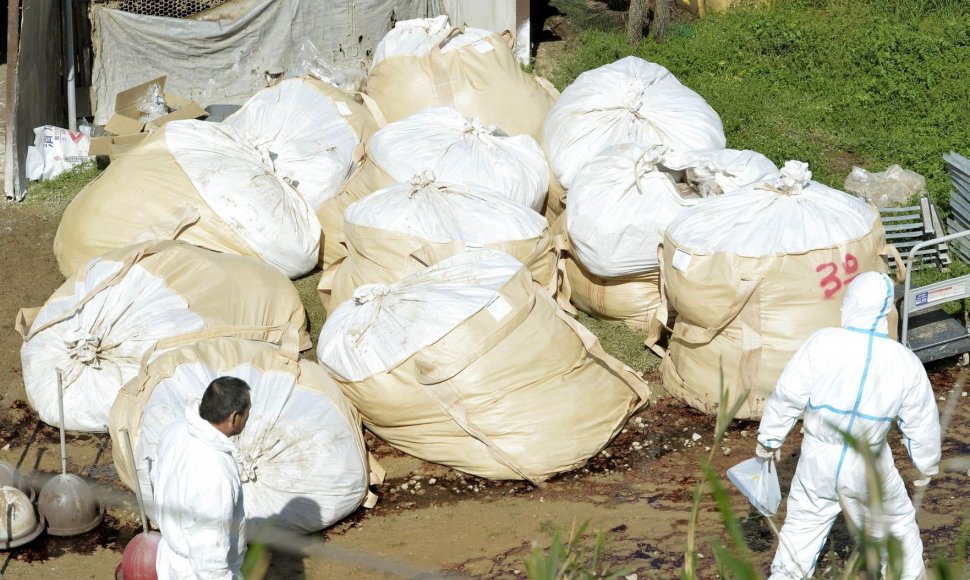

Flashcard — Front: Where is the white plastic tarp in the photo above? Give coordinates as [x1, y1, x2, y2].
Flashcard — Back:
[367, 107, 549, 211]
[91, 0, 433, 124]
[663, 149, 779, 198]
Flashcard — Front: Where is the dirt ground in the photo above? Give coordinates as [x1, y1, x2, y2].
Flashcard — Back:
[2, 16, 970, 580]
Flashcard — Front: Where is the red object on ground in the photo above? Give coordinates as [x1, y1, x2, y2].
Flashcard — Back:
[119, 531, 162, 579]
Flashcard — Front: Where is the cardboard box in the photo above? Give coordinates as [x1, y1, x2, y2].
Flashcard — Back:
[103, 76, 207, 136]
[88, 133, 149, 158]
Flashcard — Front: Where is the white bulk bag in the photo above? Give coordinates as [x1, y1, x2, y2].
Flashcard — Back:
[658, 161, 894, 419]
[363, 107, 550, 211]
[54, 120, 321, 279]
[321, 173, 556, 308]
[567, 144, 696, 277]
[110, 326, 371, 536]
[17, 241, 311, 432]
[543, 56, 726, 189]
[224, 77, 375, 211]
[662, 148, 779, 198]
[317, 250, 649, 483]
[366, 17, 557, 141]
[370, 15, 490, 69]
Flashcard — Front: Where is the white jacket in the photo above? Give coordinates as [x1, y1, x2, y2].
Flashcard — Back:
[152, 405, 246, 580]
[758, 271, 941, 480]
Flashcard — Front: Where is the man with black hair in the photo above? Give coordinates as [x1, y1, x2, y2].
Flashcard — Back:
[152, 376, 252, 579]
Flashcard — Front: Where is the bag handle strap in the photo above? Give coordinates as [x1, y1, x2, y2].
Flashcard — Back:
[134, 324, 302, 387]
[357, 93, 388, 128]
[418, 376, 539, 484]
[414, 287, 535, 384]
[676, 274, 764, 346]
[645, 243, 671, 356]
[537, 289, 651, 403]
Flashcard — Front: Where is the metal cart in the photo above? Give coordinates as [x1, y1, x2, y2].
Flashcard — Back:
[901, 229, 970, 364]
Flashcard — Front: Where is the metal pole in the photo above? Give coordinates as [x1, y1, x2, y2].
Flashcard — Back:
[120, 428, 149, 534]
[56, 369, 67, 475]
[64, 0, 76, 131]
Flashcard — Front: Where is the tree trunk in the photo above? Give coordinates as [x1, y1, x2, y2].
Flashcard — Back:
[652, 0, 671, 42]
[627, 0, 648, 46]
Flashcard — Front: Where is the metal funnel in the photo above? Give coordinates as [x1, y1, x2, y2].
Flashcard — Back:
[0, 485, 45, 550]
[0, 461, 35, 503]
[37, 369, 104, 536]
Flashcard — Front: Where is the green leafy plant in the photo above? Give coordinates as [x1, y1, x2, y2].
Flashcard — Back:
[525, 518, 633, 580]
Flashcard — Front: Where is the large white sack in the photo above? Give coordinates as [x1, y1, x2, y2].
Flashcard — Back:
[163, 122, 321, 276]
[662, 148, 779, 198]
[666, 161, 878, 256]
[17, 241, 311, 432]
[567, 144, 695, 278]
[223, 78, 368, 210]
[365, 16, 557, 141]
[366, 107, 549, 211]
[324, 173, 555, 307]
[658, 161, 891, 419]
[345, 172, 549, 245]
[317, 250, 649, 483]
[111, 327, 371, 537]
[54, 120, 321, 279]
[370, 15, 492, 70]
[543, 56, 726, 189]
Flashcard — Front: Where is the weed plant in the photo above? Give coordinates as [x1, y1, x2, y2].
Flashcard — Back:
[550, 0, 970, 215]
[23, 162, 101, 207]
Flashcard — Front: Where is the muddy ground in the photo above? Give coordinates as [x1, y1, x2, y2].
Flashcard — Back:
[2, 179, 969, 580]
[2, 13, 970, 579]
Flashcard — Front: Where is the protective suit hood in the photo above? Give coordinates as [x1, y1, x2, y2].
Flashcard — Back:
[840, 271, 893, 336]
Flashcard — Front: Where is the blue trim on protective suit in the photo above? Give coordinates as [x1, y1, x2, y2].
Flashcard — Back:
[807, 401, 894, 423]
[833, 275, 894, 484]
[845, 326, 890, 339]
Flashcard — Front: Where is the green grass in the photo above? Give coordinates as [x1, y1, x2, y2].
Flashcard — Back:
[575, 311, 661, 372]
[550, 0, 970, 215]
[294, 270, 326, 357]
[24, 162, 101, 207]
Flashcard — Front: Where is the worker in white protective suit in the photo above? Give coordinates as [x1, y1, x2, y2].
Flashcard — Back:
[152, 376, 251, 579]
[756, 271, 941, 579]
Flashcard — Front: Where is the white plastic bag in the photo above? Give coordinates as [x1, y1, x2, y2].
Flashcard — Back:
[843, 164, 926, 207]
[727, 457, 781, 517]
[26, 125, 91, 181]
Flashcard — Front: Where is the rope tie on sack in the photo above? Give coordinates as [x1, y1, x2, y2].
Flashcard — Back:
[236, 453, 258, 483]
[350, 283, 394, 345]
[408, 170, 437, 198]
[610, 79, 668, 145]
[463, 117, 496, 139]
[761, 160, 812, 195]
[632, 145, 668, 195]
[64, 328, 103, 367]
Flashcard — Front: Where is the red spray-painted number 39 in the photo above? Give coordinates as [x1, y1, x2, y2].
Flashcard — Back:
[816, 253, 860, 299]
